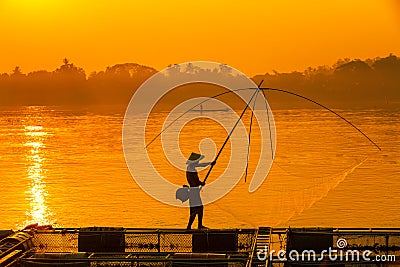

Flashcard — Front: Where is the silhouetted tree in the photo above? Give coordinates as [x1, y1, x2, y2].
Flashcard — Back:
[253, 55, 400, 108]
[11, 66, 24, 77]
[0, 55, 398, 107]
[86, 63, 156, 104]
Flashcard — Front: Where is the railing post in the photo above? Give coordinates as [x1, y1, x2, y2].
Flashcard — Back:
[385, 234, 389, 257]
[157, 230, 161, 252]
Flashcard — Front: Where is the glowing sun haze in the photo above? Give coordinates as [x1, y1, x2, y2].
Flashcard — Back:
[1, 0, 399, 76]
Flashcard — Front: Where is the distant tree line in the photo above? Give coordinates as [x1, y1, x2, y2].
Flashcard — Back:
[254, 54, 400, 108]
[0, 55, 399, 108]
[0, 59, 157, 105]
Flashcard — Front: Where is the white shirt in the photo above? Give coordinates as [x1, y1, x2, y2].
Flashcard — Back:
[186, 161, 212, 173]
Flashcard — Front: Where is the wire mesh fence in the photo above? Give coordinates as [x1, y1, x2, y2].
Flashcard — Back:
[268, 228, 400, 267]
[29, 228, 257, 254]
[5, 228, 400, 267]
[19, 229, 255, 266]
[32, 230, 79, 252]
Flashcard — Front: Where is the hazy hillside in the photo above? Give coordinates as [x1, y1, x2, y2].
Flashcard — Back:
[253, 55, 400, 109]
[0, 55, 399, 109]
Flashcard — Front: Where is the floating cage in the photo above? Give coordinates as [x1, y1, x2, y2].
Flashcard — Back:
[10, 228, 255, 267]
[0, 227, 399, 267]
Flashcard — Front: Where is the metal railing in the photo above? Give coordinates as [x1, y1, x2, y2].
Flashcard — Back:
[3, 227, 400, 267]
[29, 228, 256, 254]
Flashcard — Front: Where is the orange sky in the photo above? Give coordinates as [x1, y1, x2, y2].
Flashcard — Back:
[1, 0, 399, 76]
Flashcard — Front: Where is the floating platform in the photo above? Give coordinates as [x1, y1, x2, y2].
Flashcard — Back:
[0, 227, 399, 266]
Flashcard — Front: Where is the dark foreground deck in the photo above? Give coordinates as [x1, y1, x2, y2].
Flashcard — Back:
[0, 227, 400, 267]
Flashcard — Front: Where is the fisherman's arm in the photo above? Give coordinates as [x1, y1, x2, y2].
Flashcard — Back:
[196, 161, 216, 167]
[197, 161, 216, 186]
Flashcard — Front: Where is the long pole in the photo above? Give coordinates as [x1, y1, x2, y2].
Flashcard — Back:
[203, 81, 263, 183]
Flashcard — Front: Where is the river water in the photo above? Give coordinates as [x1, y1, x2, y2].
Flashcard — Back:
[0, 105, 398, 229]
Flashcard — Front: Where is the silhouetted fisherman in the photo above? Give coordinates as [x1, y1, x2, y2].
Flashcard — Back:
[185, 152, 215, 229]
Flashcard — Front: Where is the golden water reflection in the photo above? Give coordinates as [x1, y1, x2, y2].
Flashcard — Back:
[23, 125, 54, 226]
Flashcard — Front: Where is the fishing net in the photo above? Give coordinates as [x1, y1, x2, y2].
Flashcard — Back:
[123, 61, 382, 228]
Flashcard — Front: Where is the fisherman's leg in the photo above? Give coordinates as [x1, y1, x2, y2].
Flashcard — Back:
[197, 205, 204, 228]
[187, 207, 196, 229]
